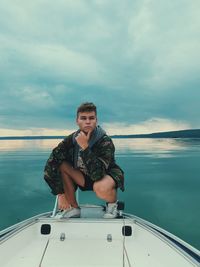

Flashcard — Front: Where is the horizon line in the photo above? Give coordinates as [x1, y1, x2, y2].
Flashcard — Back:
[0, 128, 200, 139]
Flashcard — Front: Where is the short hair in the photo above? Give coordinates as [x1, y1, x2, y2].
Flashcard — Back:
[77, 102, 97, 118]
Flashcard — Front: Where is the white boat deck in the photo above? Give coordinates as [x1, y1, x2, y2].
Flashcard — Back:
[0, 205, 199, 267]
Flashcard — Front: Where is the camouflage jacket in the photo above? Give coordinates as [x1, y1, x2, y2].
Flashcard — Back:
[44, 132, 124, 195]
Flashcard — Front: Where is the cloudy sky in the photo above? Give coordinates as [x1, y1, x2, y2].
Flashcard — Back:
[0, 0, 200, 136]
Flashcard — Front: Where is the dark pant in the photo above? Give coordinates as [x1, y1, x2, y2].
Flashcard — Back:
[78, 174, 94, 191]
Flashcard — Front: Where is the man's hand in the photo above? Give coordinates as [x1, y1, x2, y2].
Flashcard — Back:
[75, 130, 92, 150]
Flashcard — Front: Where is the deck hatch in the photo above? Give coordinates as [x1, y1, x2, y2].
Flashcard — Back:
[122, 226, 132, 236]
[41, 224, 51, 235]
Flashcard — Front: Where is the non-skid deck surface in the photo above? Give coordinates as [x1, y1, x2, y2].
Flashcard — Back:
[1, 218, 125, 267]
[41, 239, 123, 267]
[40, 219, 124, 266]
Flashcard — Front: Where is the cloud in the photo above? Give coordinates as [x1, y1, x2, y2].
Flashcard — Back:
[0, 127, 71, 137]
[1, 37, 104, 85]
[0, 0, 200, 134]
[0, 117, 191, 137]
[127, 0, 200, 89]
[103, 117, 191, 135]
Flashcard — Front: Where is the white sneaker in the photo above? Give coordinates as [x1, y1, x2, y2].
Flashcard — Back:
[60, 207, 81, 218]
[103, 202, 118, 219]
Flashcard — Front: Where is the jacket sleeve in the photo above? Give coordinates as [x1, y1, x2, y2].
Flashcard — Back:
[80, 136, 115, 181]
[44, 138, 69, 195]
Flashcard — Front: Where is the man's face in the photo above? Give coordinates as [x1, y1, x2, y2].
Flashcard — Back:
[76, 111, 97, 133]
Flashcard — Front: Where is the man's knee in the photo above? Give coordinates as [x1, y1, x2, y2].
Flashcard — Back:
[93, 175, 116, 196]
[59, 161, 72, 174]
[93, 182, 104, 195]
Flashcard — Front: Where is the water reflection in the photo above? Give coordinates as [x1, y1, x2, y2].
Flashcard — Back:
[113, 138, 200, 154]
[0, 139, 60, 151]
[0, 137, 200, 249]
[1, 138, 200, 155]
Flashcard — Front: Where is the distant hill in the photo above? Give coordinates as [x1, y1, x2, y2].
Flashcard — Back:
[111, 129, 200, 138]
[0, 129, 200, 140]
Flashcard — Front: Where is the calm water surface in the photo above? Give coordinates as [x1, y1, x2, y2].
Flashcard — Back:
[0, 138, 199, 250]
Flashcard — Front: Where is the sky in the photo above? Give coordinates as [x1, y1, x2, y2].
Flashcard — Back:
[0, 0, 200, 136]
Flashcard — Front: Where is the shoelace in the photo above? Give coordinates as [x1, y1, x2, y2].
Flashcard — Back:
[106, 203, 118, 214]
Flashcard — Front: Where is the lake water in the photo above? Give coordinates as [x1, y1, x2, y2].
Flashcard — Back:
[0, 138, 200, 250]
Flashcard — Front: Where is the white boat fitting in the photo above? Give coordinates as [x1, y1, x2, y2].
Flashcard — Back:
[0, 200, 199, 267]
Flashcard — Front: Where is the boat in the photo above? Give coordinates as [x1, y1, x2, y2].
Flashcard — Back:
[0, 198, 199, 267]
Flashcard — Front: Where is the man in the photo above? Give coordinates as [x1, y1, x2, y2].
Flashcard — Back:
[44, 102, 124, 218]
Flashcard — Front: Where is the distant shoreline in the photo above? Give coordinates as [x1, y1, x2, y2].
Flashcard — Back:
[0, 129, 200, 140]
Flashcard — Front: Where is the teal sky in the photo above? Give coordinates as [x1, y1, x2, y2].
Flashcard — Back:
[0, 0, 200, 136]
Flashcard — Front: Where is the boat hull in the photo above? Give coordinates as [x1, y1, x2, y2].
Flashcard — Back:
[0, 206, 199, 267]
